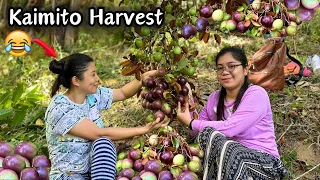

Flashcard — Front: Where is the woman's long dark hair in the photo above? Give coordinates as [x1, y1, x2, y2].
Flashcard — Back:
[215, 47, 250, 121]
[49, 53, 93, 97]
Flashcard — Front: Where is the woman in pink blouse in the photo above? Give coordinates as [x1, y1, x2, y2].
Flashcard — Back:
[177, 46, 287, 180]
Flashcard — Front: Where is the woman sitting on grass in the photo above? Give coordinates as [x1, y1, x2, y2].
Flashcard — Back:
[45, 53, 168, 180]
[177, 46, 287, 180]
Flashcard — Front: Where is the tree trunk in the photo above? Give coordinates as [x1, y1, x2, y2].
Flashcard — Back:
[53, 0, 71, 7]
[24, 0, 45, 39]
[26, 0, 45, 9]
[51, 0, 56, 46]
[64, 0, 80, 48]
[0, 0, 6, 19]
[0, 0, 8, 34]
[51, 0, 68, 48]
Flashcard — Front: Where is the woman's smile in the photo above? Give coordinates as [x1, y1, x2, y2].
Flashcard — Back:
[221, 77, 233, 82]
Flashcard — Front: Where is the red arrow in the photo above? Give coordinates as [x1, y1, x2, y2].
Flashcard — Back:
[32, 39, 57, 58]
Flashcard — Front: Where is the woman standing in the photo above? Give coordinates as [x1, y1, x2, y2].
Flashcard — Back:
[177, 47, 287, 179]
[45, 53, 168, 180]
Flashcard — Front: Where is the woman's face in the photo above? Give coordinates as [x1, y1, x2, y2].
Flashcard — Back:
[216, 53, 248, 90]
[77, 62, 100, 94]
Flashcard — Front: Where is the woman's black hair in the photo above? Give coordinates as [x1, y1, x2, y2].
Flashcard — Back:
[215, 46, 250, 121]
[49, 53, 93, 97]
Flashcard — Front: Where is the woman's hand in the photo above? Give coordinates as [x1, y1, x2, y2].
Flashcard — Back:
[177, 102, 192, 127]
[112, 70, 159, 102]
[141, 70, 158, 82]
[144, 117, 170, 132]
[185, 83, 193, 97]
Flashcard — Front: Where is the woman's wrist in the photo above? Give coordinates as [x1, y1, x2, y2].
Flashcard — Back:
[128, 79, 143, 98]
[135, 78, 143, 90]
[142, 125, 151, 134]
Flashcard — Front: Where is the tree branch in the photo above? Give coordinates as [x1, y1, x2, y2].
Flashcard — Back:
[277, 121, 294, 143]
[293, 163, 320, 180]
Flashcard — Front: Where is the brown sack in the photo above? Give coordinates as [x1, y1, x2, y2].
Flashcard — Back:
[248, 43, 286, 91]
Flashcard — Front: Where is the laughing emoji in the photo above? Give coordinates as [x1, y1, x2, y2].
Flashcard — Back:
[5, 30, 31, 57]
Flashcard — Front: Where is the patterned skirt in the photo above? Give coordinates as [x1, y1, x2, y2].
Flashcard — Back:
[197, 127, 287, 180]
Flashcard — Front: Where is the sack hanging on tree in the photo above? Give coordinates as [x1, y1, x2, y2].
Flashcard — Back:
[247, 43, 286, 90]
[283, 46, 310, 85]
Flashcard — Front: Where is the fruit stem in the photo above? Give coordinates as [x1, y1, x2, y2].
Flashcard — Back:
[222, 0, 227, 12]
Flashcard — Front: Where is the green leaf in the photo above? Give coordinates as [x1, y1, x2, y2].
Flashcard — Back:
[237, 6, 245, 12]
[289, 150, 297, 160]
[124, 0, 130, 5]
[0, 109, 14, 120]
[190, 142, 200, 148]
[285, 88, 292, 95]
[139, 139, 145, 148]
[189, 36, 199, 43]
[177, 58, 188, 71]
[133, 142, 140, 149]
[251, 27, 258, 36]
[165, 32, 173, 42]
[21, 86, 38, 99]
[164, 92, 172, 99]
[19, 101, 35, 108]
[157, 144, 162, 150]
[275, 5, 280, 14]
[280, 155, 292, 167]
[0, 92, 12, 108]
[142, 149, 150, 158]
[165, 14, 175, 24]
[26, 107, 46, 124]
[25, 94, 45, 103]
[172, 71, 181, 77]
[292, 102, 304, 108]
[173, 138, 180, 149]
[10, 109, 27, 125]
[12, 83, 24, 104]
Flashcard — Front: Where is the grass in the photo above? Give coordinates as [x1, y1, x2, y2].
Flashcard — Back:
[0, 7, 320, 180]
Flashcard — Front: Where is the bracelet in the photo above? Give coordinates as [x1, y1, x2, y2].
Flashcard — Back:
[189, 118, 195, 130]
